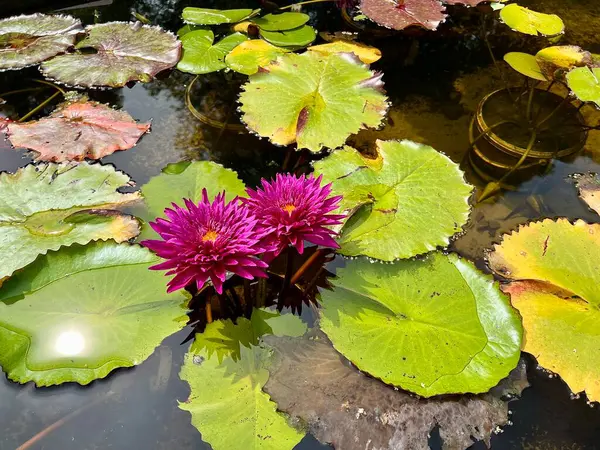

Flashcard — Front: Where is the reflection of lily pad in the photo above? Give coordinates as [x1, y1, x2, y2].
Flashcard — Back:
[319, 252, 522, 396]
[182, 8, 256, 26]
[0, 162, 141, 279]
[138, 161, 246, 240]
[239, 51, 388, 151]
[313, 140, 472, 261]
[225, 39, 289, 75]
[0, 13, 82, 71]
[500, 4, 564, 36]
[360, 0, 446, 31]
[3, 100, 150, 162]
[259, 25, 317, 48]
[264, 332, 528, 450]
[40, 22, 181, 88]
[489, 218, 600, 402]
[177, 30, 247, 75]
[252, 12, 309, 32]
[504, 52, 546, 81]
[0, 241, 188, 386]
[566, 66, 600, 108]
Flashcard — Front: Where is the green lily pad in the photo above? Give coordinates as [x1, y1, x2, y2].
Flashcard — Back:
[313, 140, 472, 261]
[180, 314, 305, 450]
[535, 46, 592, 81]
[40, 22, 181, 88]
[0, 241, 188, 386]
[0, 162, 141, 280]
[566, 66, 600, 108]
[177, 30, 247, 75]
[504, 52, 546, 81]
[259, 25, 316, 48]
[319, 252, 522, 397]
[138, 161, 246, 240]
[225, 39, 289, 75]
[500, 4, 564, 36]
[0, 13, 82, 71]
[239, 51, 388, 151]
[177, 24, 203, 38]
[182, 8, 257, 26]
[252, 12, 309, 32]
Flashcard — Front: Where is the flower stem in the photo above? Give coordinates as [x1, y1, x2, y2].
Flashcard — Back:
[291, 248, 323, 285]
[278, 0, 333, 10]
[280, 249, 295, 299]
[18, 91, 61, 122]
[205, 297, 213, 323]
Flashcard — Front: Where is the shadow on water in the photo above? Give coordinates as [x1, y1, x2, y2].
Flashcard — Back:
[1, 0, 600, 449]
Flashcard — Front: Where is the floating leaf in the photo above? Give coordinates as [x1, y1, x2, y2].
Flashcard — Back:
[264, 332, 528, 450]
[239, 52, 387, 151]
[313, 140, 472, 261]
[360, 0, 446, 31]
[225, 39, 289, 75]
[182, 8, 256, 26]
[252, 12, 309, 32]
[503, 281, 600, 403]
[574, 173, 600, 215]
[535, 45, 592, 80]
[259, 25, 317, 48]
[503, 52, 546, 81]
[2, 100, 150, 162]
[0, 162, 141, 279]
[566, 66, 600, 108]
[40, 22, 181, 88]
[138, 161, 246, 240]
[0, 13, 82, 71]
[308, 40, 382, 64]
[319, 252, 522, 397]
[177, 30, 247, 75]
[0, 241, 188, 386]
[488, 219, 600, 306]
[180, 319, 305, 450]
[500, 4, 564, 36]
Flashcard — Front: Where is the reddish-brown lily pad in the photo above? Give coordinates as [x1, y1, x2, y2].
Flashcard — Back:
[360, 0, 446, 31]
[0, 14, 82, 71]
[40, 22, 181, 88]
[2, 100, 150, 162]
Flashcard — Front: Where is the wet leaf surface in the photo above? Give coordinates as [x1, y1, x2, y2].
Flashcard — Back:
[313, 140, 472, 261]
[40, 22, 181, 88]
[263, 331, 529, 450]
[239, 51, 387, 151]
[2, 100, 150, 162]
[0, 241, 188, 386]
[0, 162, 141, 279]
[360, 0, 446, 31]
[0, 14, 82, 71]
[319, 252, 522, 396]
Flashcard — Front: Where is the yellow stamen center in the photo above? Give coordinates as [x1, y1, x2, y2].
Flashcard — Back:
[202, 230, 219, 242]
[282, 204, 296, 214]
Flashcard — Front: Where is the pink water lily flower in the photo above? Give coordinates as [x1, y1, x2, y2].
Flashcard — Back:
[142, 190, 272, 294]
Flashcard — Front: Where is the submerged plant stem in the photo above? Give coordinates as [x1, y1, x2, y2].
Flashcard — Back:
[0, 87, 46, 98]
[31, 78, 66, 95]
[205, 297, 213, 323]
[291, 248, 323, 285]
[18, 91, 61, 122]
[526, 86, 536, 123]
[535, 94, 570, 130]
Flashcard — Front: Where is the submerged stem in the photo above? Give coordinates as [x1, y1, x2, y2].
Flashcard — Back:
[526, 86, 536, 123]
[31, 78, 66, 95]
[18, 91, 61, 122]
[535, 94, 570, 130]
[205, 297, 213, 323]
[290, 248, 323, 285]
[0, 87, 46, 98]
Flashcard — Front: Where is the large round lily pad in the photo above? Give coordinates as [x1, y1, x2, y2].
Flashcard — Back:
[0, 162, 141, 280]
[360, 0, 446, 31]
[252, 12, 309, 32]
[504, 52, 546, 81]
[2, 100, 150, 162]
[313, 140, 472, 261]
[319, 252, 522, 397]
[259, 25, 317, 49]
[239, 51, 388, 151]
[177, 30, 247, 75]
[40, 22, 181, 88]
[0, 13, 82, 71]
[0, 241, 188, 386]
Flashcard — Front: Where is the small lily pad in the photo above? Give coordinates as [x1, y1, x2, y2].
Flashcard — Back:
[0, 13, 82, 71]
[536, 46, 592, 81]
[566, 66, 600, 108]
[40, 22, 181, 88]
[259, 25, 317, 48]
[177, 30, 247, 75]
[239, 51, 388, 151]
[319, 252, 522, 396]
[3, 100, 150, 162]
[225, 39, 289, 75]
[500, 4, 564, 36]
[308, 40, 382, 64]
[0, 241, 188, 386]
[252, 12, 310, 32]
[313, 140, 473, 261]
[0, 162, 141, 279]
[182, 8, 257, 26]
[504, 52, 546, 81]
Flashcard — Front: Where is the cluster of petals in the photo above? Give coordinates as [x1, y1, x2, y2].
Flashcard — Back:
[144, 174, 344, 293]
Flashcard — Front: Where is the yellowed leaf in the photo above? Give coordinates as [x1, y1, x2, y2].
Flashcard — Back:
[308, 40, 382, 64]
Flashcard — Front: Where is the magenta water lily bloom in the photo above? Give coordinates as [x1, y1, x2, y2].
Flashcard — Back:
[142, 190, 271, 294]
[243, 173, 345, 257]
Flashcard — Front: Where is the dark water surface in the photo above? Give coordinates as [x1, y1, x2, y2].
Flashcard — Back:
[1, 0, 600, 449]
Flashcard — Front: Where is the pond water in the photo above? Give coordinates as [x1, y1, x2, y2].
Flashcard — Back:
[1, 0, 600, 449]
